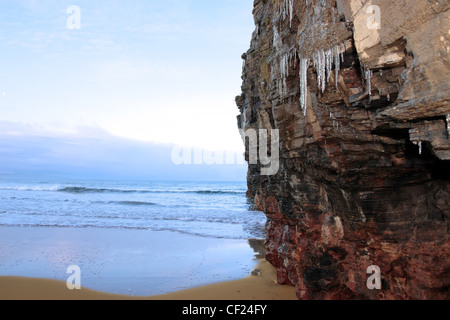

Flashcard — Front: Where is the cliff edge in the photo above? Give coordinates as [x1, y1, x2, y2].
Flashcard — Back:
[236, 0, 450, 300]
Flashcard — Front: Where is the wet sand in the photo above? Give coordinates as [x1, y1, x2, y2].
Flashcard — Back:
[0, 259, 297, 300]
[152, 259, 297, 300]
[0, 226, 296, 300]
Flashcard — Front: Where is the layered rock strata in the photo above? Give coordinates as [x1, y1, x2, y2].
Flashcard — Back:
[236, 0, 450, 300]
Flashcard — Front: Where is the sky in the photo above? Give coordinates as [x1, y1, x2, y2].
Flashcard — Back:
[0, 0, 255, 180]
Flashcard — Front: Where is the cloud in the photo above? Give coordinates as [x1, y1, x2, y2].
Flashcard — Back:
[0, 121, 246, 181]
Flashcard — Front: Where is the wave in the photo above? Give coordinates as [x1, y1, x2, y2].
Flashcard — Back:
[100, 201, 157, 206]
[0, 185, 61, 192]
[59, 187, 245, 195]
[0, 223, 248, 240]
[1, 185, 246, 195]
[59, 187, 133, 194]
[193, 190, 245, 195]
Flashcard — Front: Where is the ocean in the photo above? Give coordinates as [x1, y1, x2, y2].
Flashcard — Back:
[0, 177, 267, 295]
[0, 177, 266, 240]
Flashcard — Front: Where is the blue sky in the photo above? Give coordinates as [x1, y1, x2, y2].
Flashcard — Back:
[0, 0, 254, 180]
[0, 0, 253, 149]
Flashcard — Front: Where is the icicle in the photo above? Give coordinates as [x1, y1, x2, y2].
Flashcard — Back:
[277, 49, 298, 99]
[273, 26, 282, 53]
[312, 52, 320, 91]
[280, 1, 286, 21]
[279, 0, 294, 28]
[297, 43, 347, 114]
[313, 49, 326, 93]
[330, 113, 339, 130]
[332, 118, 339, 130]
[312, 43, 346, 93]
[446, 114, 450, 138]
[325, 48, 333, 83]
[334, 46, 341, 89]
[279, 54, 285, 97]
[282, 54, 288, 97]
[288, 0, 294, 28]
[320, 50, 326, 92]
[387, 94, 391, 102]
[299, 58, 309, 115]
[365, 67, 373, 96]
[413, 141, 423, 155]
[379, 69, 383, 77]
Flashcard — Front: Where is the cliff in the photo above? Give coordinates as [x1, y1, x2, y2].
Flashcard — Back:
[236, 0, 450, 300]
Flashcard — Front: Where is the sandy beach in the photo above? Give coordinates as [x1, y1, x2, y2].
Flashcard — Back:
[0, 259, 297, 300]
[0, 226, 296, 300]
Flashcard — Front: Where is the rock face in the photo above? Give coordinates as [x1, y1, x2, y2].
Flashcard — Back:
[236, 0, 450, 300]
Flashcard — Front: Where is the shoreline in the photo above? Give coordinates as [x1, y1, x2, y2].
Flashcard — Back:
[0, 259, 297, 300]
[0, 226, 259, 296]
[0, 225, 297, 300]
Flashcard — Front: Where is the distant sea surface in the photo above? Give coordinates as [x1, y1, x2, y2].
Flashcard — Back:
[0, 177, 266, 240]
